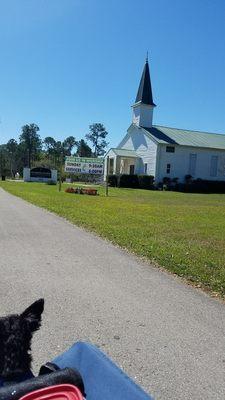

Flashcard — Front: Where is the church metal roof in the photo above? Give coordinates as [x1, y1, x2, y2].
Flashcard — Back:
[142, 125, 225, 150]
[135, 60, 156, 106]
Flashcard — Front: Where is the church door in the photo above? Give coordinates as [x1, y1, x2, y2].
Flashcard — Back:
[129, 165, 135, 175]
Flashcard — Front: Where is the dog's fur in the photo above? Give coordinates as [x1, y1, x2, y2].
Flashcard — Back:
[0, 299, 44, 380]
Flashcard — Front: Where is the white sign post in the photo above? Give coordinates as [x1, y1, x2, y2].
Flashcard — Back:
[65, 157, 104, 175]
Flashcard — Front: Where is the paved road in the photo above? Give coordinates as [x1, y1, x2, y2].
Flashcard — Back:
[0, 188, 224, 399]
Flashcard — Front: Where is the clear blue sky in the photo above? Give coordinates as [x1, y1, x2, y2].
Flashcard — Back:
[0, 0, 225, 149]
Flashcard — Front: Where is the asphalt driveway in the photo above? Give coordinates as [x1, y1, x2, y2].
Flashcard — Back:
[0, 188, 224, 399]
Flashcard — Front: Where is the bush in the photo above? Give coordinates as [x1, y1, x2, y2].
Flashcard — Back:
[162, 177, 171, 185]
[138, 175, 154, 189]
[108, 175, 118, 187]
[161, 177, 179, 191]
[119, 174, 139, 188]
[185, 174, 193, 184]
[178, 179, 225, 193]
[108, 174, 155, 189]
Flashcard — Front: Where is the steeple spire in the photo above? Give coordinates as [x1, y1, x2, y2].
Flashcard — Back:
[132, 58, 156, 128]
[135, 58, 156, 107]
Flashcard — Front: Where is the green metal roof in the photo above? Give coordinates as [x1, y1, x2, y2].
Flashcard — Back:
[142, 125, 225, 150]
[111, 148, 139, 157]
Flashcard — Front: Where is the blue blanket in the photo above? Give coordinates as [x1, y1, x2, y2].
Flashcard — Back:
[53, 341, 153, 400]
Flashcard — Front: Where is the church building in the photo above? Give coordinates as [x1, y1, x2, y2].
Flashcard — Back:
[105, 59, 225, 184]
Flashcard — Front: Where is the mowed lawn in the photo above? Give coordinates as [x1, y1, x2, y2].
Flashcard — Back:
[1, 181, 225, 297]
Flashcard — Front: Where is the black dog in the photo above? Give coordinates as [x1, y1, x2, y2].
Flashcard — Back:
[0, 299, 44, 382]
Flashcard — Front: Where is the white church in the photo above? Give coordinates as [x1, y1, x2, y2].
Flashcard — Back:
[105, 59, 225, 184]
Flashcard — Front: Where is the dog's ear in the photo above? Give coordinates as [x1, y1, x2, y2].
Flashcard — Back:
[21, 298, 44, 332]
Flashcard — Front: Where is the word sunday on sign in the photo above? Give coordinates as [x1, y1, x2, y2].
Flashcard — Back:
[65, 156, 104, 175]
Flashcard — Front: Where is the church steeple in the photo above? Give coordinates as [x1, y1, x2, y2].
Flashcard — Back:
[132, 57, 156, 128]
[135, 57, 156, 106]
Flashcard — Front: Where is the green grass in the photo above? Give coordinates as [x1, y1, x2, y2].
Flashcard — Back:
[1, 180, 225, 297]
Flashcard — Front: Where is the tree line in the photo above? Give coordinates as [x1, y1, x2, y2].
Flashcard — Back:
[0, 122, 108, 177]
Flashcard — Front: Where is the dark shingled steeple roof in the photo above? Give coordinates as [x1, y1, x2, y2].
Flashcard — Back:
[135, 59, 156, 106]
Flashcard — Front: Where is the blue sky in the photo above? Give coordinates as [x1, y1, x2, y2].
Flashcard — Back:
[0, 0, 225, 149]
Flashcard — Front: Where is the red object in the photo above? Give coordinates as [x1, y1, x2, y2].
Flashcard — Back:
[19, 384, 83, 400]
[65, 187, 76, 193]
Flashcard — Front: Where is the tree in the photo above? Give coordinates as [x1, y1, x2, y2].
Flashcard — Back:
[43, 135, 77, 168]
[0, 145, 9, 178]
[85, 123, 108, 157]
[19, 124, 41, 168]
[43, 136, 57, 166]
[16, 142, 28, 174]
[43, 136, 56, 154]
[6, 139, 18, 177]
[62, 136, 77, 156]
[55, 141, 64, 165]
[76, 139, 92, 157]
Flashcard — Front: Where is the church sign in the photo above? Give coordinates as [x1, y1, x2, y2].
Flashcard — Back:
[65, 156, 104, 175]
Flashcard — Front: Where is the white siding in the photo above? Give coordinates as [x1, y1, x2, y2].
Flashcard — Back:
[132, 104, 154, 128]
[120, 126, 158, 176]
[156, 144, 225, 183]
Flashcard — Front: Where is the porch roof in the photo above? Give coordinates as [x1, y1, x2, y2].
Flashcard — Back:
[111, 148, 139, 158]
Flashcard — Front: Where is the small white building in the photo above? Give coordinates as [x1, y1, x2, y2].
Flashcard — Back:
[105, 59, 225, 184]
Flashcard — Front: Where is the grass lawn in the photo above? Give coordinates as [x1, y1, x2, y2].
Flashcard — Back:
[1, 180, 225, 298]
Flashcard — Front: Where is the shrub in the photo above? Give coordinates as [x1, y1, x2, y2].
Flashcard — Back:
[138, 175, 154, 189]
[108, 175, 118, 187]
[177, 179, 225, 193]
[194, 179, 225, 193]
[157, 182, 163, 190]
[119, 174, 139, 188]
[185, 174, 193, 184]
[162, 177, 171, 185]
[108, 174, 155, 189]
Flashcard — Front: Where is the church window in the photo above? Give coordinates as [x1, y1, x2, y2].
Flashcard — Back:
[189, 154, 197, 176]
[166, 146, 175, 153]
[144, 163, 148, 174]
[166, 164, 171, 174]
[210, 156, 218, 177]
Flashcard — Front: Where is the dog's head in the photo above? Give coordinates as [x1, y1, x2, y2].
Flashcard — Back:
[0, 299, 44, 380]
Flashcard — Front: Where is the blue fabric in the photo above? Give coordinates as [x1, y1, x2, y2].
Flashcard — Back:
[53, 341, 153, 400]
